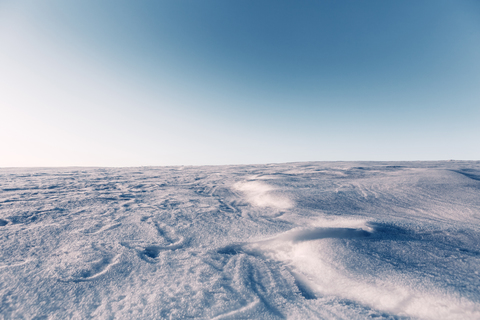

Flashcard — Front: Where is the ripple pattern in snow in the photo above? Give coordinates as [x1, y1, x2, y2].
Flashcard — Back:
[1, 161, 480, 319]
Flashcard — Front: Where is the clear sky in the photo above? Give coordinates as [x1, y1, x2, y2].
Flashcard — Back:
[1, 0, 479, 167]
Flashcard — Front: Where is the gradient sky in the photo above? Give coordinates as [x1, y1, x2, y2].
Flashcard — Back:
[1, 0, 479, 167]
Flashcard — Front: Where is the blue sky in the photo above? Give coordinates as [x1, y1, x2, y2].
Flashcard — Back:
[1, 0, 479, 166]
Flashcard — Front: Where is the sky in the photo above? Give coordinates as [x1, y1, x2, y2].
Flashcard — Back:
[1, 0, 479, 167]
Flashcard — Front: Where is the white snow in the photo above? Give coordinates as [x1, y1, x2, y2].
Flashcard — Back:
[1, 161, 480, 319]
[234, 180, 293, 209]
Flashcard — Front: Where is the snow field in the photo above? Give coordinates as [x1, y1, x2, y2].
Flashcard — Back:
[1, 161, 480, 319]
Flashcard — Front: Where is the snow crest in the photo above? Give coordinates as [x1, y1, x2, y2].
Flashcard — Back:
[234, 180, 293, 209]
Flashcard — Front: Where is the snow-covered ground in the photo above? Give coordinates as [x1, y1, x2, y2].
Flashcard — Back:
[1, 161, 480, 319]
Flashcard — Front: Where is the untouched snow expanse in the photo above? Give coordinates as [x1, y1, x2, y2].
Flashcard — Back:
[1, 161, 480, 319]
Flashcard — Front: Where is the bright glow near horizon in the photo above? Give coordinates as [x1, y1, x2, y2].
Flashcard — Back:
[1, 0, 480, 167]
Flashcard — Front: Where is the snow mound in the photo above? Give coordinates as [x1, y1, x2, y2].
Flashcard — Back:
[234, 180, 293, 209]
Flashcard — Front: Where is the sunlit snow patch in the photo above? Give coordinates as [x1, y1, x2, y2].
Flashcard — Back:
[234, 180, 293, 209]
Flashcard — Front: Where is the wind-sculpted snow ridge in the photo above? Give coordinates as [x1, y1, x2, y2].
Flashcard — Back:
[1, 162, 480, 319]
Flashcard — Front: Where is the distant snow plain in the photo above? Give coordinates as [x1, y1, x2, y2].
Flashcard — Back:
[1, 161, 480, 319]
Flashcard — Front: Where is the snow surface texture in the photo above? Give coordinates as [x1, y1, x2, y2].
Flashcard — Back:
[1, 161, 480, 319]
